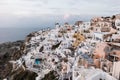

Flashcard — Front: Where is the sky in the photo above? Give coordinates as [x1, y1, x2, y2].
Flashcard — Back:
[0, 0, 120, 28]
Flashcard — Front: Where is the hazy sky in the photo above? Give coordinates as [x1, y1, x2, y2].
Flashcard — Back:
[0, 0, 120, 27]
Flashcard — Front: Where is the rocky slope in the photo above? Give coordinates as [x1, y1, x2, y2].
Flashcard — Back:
[0, 40, 24, 79]
[0, 40, 38, 80]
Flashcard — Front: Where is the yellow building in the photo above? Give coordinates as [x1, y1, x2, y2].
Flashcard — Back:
[72, 32, 85, 48]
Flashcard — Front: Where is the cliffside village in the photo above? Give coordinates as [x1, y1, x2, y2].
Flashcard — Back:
[8, 14, 120, 80]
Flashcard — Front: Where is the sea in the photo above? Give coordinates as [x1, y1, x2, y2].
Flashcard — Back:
[0, 27, 53, 43]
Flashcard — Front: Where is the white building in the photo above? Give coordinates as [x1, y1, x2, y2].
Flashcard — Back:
[112, 61, 120, 80]
[80, 22, 91, 31]
[115, 19, 120, 30]
[72, 67, 117, 80]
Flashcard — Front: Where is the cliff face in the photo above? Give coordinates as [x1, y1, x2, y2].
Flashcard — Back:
[0, 40, 25, 79]
[0, 36, 39, 80]
[9, 68, 37, 80]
